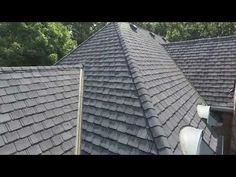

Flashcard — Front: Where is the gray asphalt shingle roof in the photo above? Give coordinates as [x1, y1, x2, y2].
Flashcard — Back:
[0, 65, 81, 154]
[163, 36, 236, 108]
[1, 22, 228, 155]
[57, 22, 219, 154]
[58, 23, 159, 155]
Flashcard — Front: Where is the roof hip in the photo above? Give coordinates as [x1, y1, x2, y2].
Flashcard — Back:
[115, 23, 172, 154]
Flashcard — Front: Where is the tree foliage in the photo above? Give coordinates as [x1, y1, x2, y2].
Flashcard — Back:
[0, 22, 76, 66]
[138, 22, 236, 42]
[63, 22, 107, 44]
[1, 22, 236, 67]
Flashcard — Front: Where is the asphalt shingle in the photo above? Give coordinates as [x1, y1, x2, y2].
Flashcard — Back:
[0, 22, 221, 155]
[27, 144, 42, 155]
[39, 139, 53, 152]
[0, 65, 81, 155]
[59, 22, 220, 154]
[14, 138, 31, 151]
[0, 143, 17, 154]
[57, 23, 158, 155]
[0, 136, 5, 147]
[164, 36, 236, 108]
[0, 113, 11, 123]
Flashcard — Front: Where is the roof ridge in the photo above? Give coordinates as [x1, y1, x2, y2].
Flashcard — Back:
[129, 23, 167, 44]
[164, 34, 236, 45]
[0, 64, 82, 73]
[56, 22, 166, 66]
[115, 23, 172, 154]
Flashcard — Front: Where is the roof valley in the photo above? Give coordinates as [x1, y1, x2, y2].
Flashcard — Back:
[164, 36, 236, 108]
[160, 43, 208, 107]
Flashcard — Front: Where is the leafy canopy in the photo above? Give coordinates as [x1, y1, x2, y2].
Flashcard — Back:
[0, 22, 76, 66]
[136, 22, 236, 42]
[1, 22, 236, 67]
[63, 22, 107, 44]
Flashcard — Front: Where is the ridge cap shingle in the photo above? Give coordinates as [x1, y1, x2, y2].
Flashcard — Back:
[115, 23, 172, 154]
[128, 23, 167, 44]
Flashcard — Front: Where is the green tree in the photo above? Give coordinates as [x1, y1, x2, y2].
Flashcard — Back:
[63, 22, 106, 45]
[0, 22, 76, 66]
[138, 22, 236, 42]
[1, 22, 236, 67]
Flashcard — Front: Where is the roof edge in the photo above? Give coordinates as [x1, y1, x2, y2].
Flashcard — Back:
[115, 23, 172, 154]
[0, 64, 82, 73]
[163, 34, 236, 46]
[210, 105, 234, 113]
[54, 23, 111, 65]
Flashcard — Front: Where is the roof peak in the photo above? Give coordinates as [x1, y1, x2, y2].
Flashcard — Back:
[56, 22, 167, 65]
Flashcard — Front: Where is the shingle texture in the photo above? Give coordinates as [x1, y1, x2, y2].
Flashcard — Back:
[0, 23, 223, 155]
[116, 23, 218, 154]
[57, 23, 158, 155]
[0, 65, 81, 154]
[57, 22, 219, 154]
[164, 36, 236, 108]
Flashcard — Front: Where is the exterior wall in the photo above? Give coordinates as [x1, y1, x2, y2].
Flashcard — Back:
[211, 112, 232, 154]
[222, 113, 233, 154]
[230, 112, 236, 154]
[230, 83, 236, 154]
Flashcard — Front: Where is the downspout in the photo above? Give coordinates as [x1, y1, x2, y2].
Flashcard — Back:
[234, 81, 236, 123]
[75, 65, 85, 155]
[198, 104, 234, 154]
[231, 81, 236, 154]
[207, 106, 233, 154]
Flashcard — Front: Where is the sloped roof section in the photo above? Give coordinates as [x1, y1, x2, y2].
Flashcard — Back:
[58, 23, 158, 155]
[116, 23, 218, 154]
[0, 65, 81, 154]
[58, 22, 219, 154]
[164, 36, 236, 108]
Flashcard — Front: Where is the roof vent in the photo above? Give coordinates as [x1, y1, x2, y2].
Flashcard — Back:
[130, 23, 138, 32]
[162, 37, 167, 42]
[229, 80, 236, 95]
[150, 32, 155, 38]
[179, 126, 203, 155]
